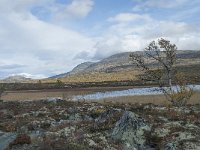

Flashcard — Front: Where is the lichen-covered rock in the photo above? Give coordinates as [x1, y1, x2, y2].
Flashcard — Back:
[88, 139, 97, 146]
[111, 111, 151, 150]
[0, 131, 16, 150]
[68, 113, 82, 121]
[164, 142, 178, 150]
[164, 132, 199, 150]
[58, 126, 76, 137]
[154, 128, 170, 138]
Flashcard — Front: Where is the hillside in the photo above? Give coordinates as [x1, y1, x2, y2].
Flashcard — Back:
[50, 50, 200, 79]
[1, 50, 199, 84]
[49, 62, 94, 79]
[82, 52, 134, 73]
[2, 51, 198, 84]
[0, 75, 32, 83]
[49, 52, 138, 80]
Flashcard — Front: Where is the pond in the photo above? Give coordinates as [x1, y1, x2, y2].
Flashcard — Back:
[73, 85, 200, 101]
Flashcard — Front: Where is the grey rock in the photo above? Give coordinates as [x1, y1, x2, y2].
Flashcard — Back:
[164, 132, 199, 150]
[46, 97, 63, 103]
[68, 107, 78, 114]
[0, 131, 16, 150]
[83, 115, 93, 121]
[68, 113, 82, 121]
[164, 142, 178, 150]
[111, 111, 151, 150]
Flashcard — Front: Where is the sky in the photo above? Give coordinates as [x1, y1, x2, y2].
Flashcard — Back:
[0, 0, 200, 79]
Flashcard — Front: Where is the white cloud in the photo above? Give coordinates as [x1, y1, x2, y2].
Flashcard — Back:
[0, 0, 51, 13]
[132, 0, 191, 10]
[108, 13, 151, 23]
[0, 0, 95, 78]
[9, 73, 47, 79]
[0, 0, 94, 20]
[92, 34, 151, 60]
[0, 12, 95, 54]
[132, 0, 200, 15]
[92, 12, 200, 59]
[63, 0, 94, 19]
[37, 0, 94, 20]
[144, 0, 189, 8]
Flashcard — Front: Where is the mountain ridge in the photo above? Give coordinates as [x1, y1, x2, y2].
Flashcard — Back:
[50, 50, 200, 79]
[0, 75, 32, 83]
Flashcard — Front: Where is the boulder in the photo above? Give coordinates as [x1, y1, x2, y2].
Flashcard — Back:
[0, 131, 16, 150]
[111, 111, 151, 150]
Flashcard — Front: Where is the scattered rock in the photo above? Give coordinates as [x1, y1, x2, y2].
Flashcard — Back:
[1, 100, 200, 150]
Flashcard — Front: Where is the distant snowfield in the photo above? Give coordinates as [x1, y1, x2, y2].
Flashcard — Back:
[73, 85, 200, 100]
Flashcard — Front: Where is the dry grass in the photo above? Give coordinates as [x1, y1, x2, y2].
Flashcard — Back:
[98, 91, 200, 105]
[39, 60, 200, 84]
[1, 86, 134, 101]
[42, 70, 140, 83]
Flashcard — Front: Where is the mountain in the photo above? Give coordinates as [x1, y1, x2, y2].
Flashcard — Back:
[49, 62, 94, 79]
[67, 62, 94, 75]
[82, 52, 134, 73]
[49, 52, 137, 79]
[0, 75, 32, 83]
[177, 50, 200, 59]
[50, 50, 200, 79]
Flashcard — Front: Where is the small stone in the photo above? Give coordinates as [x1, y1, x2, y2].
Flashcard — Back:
[88, 139, 97, 146]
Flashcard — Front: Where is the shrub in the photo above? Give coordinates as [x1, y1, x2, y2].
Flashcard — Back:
[9, 134, 31, 148]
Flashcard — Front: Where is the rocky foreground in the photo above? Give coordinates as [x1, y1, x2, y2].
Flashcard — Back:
[0, 99, 200, 150]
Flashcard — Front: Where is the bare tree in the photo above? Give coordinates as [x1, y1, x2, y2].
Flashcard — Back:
[130, 38, 193, 106]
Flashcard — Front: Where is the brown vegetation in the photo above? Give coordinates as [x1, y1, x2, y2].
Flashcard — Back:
[42, 70, 140, 83]
[0, 99, 200, 149]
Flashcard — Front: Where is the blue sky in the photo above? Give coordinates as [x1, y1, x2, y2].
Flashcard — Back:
[0, 0, 200, 79]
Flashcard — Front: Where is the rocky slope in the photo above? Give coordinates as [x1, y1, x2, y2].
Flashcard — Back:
[49, 52, 135, 79]
[51, 50, 200, 79]
[50, 62, 94, 79]
[81, 52, 134, 73]
[0, 99, 200, 150]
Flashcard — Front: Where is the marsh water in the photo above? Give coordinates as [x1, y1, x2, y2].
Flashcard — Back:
[73, 85, 200, 101]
